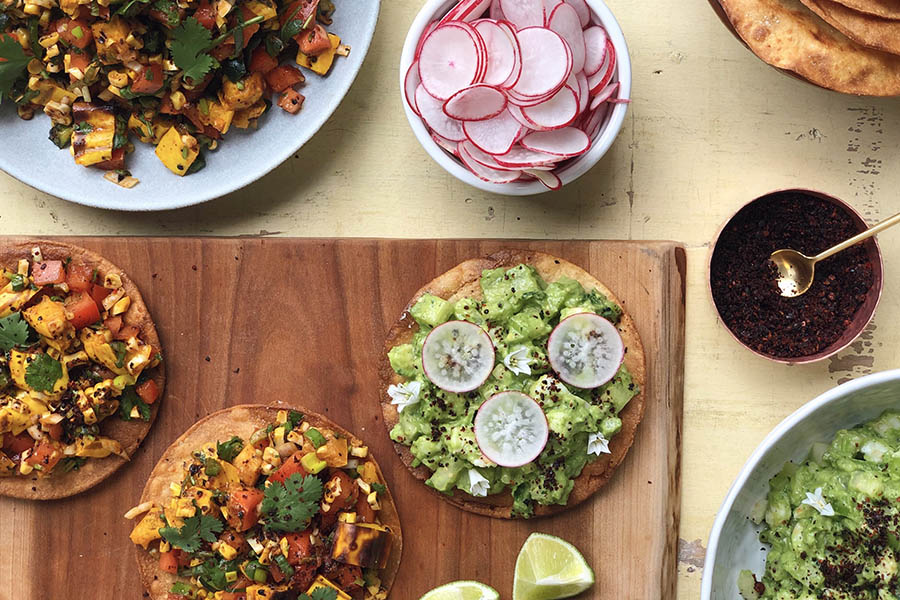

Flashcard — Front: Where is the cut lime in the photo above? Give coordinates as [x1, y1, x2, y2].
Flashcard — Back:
[513, 533, 595, 600]
[420, 581, 500, 600]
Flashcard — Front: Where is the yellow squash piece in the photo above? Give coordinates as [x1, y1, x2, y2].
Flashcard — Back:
[317, 436, 348, 467]
[244, 0, 277, 21]
[296, 33, 341, 76]
[130, 509, 165, 549]
[183, 486, 215, 515]
[233, 443, 262, 486]
[307, 576, 351, 600]
[155, 127, 198, 176]
[245, 585, 276, 599]
[71, 102, 116, 167]
[0, 284, 37, 318]
[29, 79, 79, 107]
[23, 297, 72, 341]
[0, 451, 16, 476]
[0, 394, 48, 435]
[80, 328, 128, 376]
[331, 522, 393, 569]
[207, 457, 241, 490]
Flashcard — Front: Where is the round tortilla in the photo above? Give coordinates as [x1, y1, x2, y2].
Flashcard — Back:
[379, 250, 646, 519]
[832, 0, 900, 19]
[0, 240, 165, 501]
[801, 0, 900, 54]
[718, 0, 900, 95]
[134, 404, 403, 600]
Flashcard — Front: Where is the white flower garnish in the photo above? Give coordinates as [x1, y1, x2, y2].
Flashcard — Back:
[801, 487, 834, 517]
[467, 469, 490, 497]
[587, 431, 611, 456]
[387, 380, 422, 413]
[503, 346, 532, 376]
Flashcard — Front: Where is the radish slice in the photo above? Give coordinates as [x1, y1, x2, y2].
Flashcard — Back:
[444, 84, 508, 121]
[564, 0, 590, 27]
[416, 84, 465, 141]
[576, 71, 589, 113]
[525, 168, 562, 190]
[582, 103, 609, 139]
[496, 22, 523, 88]
[499, 0, 544, 29]
[521, 85, 578, 130]
[493, 145, 560, 167]
[433, 132, 461, 156]
[474, 21, 518, 87]
[419, 24, 483, 100]
[589, 81, 618, 110]
[543, 0, 563, 21]
[441, 0, 492, 23]
[547, 312, 624, 389]
[548, 3, 585, 73]
[521, 127, 589, 156]
[422, 320, 495, 393]
[474, 391, 548, 467]
[512, 28, 570, 98]
[415, 21, 440, 60]
[404, 62, 422, 116]
[587, 40, 615, 94]
[463, 109, 523, 155]
[458, 142, 524, 182]
[462, 140, 551, 171]
[583, 26, 609, 77]
[489, 0, 506, 20]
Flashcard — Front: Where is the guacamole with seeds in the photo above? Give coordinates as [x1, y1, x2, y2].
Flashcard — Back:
[739, 411, 900, 600]
[387, 264, 639, 518]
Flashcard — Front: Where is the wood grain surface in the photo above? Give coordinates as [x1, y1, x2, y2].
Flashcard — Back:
[0, 237, 685, 600]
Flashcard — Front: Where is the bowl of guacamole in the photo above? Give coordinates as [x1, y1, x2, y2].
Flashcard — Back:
[703, 369, 900, 600]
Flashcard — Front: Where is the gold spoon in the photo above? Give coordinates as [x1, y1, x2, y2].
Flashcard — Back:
[770, 211, 900, 298]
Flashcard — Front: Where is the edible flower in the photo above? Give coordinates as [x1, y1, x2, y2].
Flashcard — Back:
[503, 346, 533, 376]
[801, 487, 834, 517]
[466, 469, 490, 497]
[387, 380, 422, 413]
[587, 432, 611, 456]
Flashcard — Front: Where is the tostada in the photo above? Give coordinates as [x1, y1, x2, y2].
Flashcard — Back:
[381, 250, 645, 519]
[127, 404, 402, 600]
[0, 241, 164, 499]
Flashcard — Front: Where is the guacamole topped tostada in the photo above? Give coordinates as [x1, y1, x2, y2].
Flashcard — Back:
[127, 404, 402, 600]
[381, 250, 645, 519]
[0, 241, 164, 500]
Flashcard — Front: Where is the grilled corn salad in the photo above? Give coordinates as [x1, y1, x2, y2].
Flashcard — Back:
[127, 410, 394, 600]
[0, 0, 348, 183]
[0, 246, 162, 478]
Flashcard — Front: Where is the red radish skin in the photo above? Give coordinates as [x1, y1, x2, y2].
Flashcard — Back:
[583, 103, 609, 139]
[419, 23, 484, 100]
[583, 26, 608, 77]
[441, 0, 492, 23]
[421, 320, 496, 393]
[524, 168, 562, 190]
[405, 62, 422, 116]
[474, 20, 518, 86]
[496, 22, 524, 88]
[587, 41, 616, 94]
[444, 84, 508, 121]
[590, 81, 618, 110]
[547, 312, 624, 389]
[542, 0, 564, 22]
[433, 132, 461, 156]
[576, 71, 589, 113]
[458, 142, 523, 183]
[499, 0, 544, 29]
[493, 145, 560, 167]
[416, 84, 466, 141]
[521, 127, 590, 156]
[548, 2, 585, 73]
[474, 391, 549, 468]
[462, 109, 523, 155]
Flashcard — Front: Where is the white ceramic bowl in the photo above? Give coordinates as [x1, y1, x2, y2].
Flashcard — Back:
[399, 0, 631, 195]
[702, 369, 900, 599]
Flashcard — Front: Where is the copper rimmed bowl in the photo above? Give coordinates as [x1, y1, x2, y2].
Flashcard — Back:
[707, 188, 884, 364]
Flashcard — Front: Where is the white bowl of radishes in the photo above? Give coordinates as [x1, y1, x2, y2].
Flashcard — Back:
[400, 0, 630, 194]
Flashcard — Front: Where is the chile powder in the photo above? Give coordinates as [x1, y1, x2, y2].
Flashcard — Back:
[710, 192, 875, 359]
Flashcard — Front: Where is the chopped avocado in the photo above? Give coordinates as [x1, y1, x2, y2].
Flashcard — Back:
[410, 293, 454, 328]
[387, 343, 419, 379]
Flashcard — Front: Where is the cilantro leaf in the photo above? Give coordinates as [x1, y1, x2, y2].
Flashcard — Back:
[158, 514, 223, 553]
[0, 313, 31, 352]
[170, 17, 217, 83]
[299, 588, 339, 600]
[25, 353, 61, 392]
[0, 35, 29, 101]
[118, 386, 151, 421]
[216, 435, 244, 462]
[261, 473, 323, 533]
[286, 410, 304, 431]
[371, 482, 387, 494]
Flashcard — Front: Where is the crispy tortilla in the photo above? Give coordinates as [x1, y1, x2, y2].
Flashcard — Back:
[801, 0, 900, 54]
[833, 0, 900, 19]
[134, 404, 403, 600]
[719, 0, 900, 95]
[379, 250, 646, 519]
[0, 240, 165, 500]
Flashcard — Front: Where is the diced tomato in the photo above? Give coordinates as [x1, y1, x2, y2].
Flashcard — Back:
[270, 562, 285, 583]
[329, 469, 358, 509]
[115, 324, 141, 341]
[277, 89, 304, 114]
[132, 64, 164, 95]
[210, 40, 235, 62]
[66, 262, 94, 292]
[182, 72, 214, 101]
[64, 292, 101, 329]
[248, 46, 278, 75]
[25, 441, 62, 471]
[226, 488, 264, 531]
[265, 65, 304, 93]
[90, 284, 111, 307]
[32, 260, 66, 286]
[159, 93, 179, 114]
[279, 0, 319, 27]
[179, 104, 221, 140]
[193, 0, 216, 29]
[159, 549, 179, 574]
[355, 489, 375, 523]
[2, 432, 35, 456]
[215, 593, 246, 600]
[66, 51, 91, 83]
[218, 530, 245, 552]
[104, 316, 122, 336]
[284, 531, 312, 565]
[55, 18, 93, 49]
[295, 24, 331, 56]
[136, 379, 159, 405]
[267, 451, 308, 484]
[47, 423, 63, 441]
[93, 147, 126, 171]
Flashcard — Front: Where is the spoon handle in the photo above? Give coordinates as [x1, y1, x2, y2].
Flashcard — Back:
[814, 211, 900, 263]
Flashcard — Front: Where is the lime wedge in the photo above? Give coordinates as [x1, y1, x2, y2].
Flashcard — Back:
[513, 533, 595, 600]
[420, 581, 500, 600]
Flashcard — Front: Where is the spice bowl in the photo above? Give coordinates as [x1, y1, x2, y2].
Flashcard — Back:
[708, 189, 884, 364]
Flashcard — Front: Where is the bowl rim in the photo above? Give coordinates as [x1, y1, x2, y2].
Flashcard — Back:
[701, 368, 900, 599]
[398, 0, 632, 196]
[706, 188, 884, 364]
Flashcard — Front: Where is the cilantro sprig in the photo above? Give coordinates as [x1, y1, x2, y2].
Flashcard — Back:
[118, 386, 151, 421]
[299, 588, 339, 600]
[170, 17, 218, 83]
[0, 313, 31, 352]
[216, 435, 244, 462]
[260, 473, 323, 533]
[0, 35, 29, 101]
[158, 514, 223, 553]
[25, 353, 62, 392]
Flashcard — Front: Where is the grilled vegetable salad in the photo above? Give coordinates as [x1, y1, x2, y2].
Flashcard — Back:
[0, 0, 348, 182]
[0, 245, 162, 478]
[127, 409, 395, 600]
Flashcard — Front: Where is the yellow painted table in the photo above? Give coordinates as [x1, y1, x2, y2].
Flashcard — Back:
[2, 0, 900, 597]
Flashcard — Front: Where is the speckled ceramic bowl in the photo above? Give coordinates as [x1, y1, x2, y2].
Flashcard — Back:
[702, 369, 900, 599]
[0, 1, 379, 211]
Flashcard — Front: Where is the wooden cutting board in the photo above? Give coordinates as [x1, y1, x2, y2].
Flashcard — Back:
[0, 238, 685, 600]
